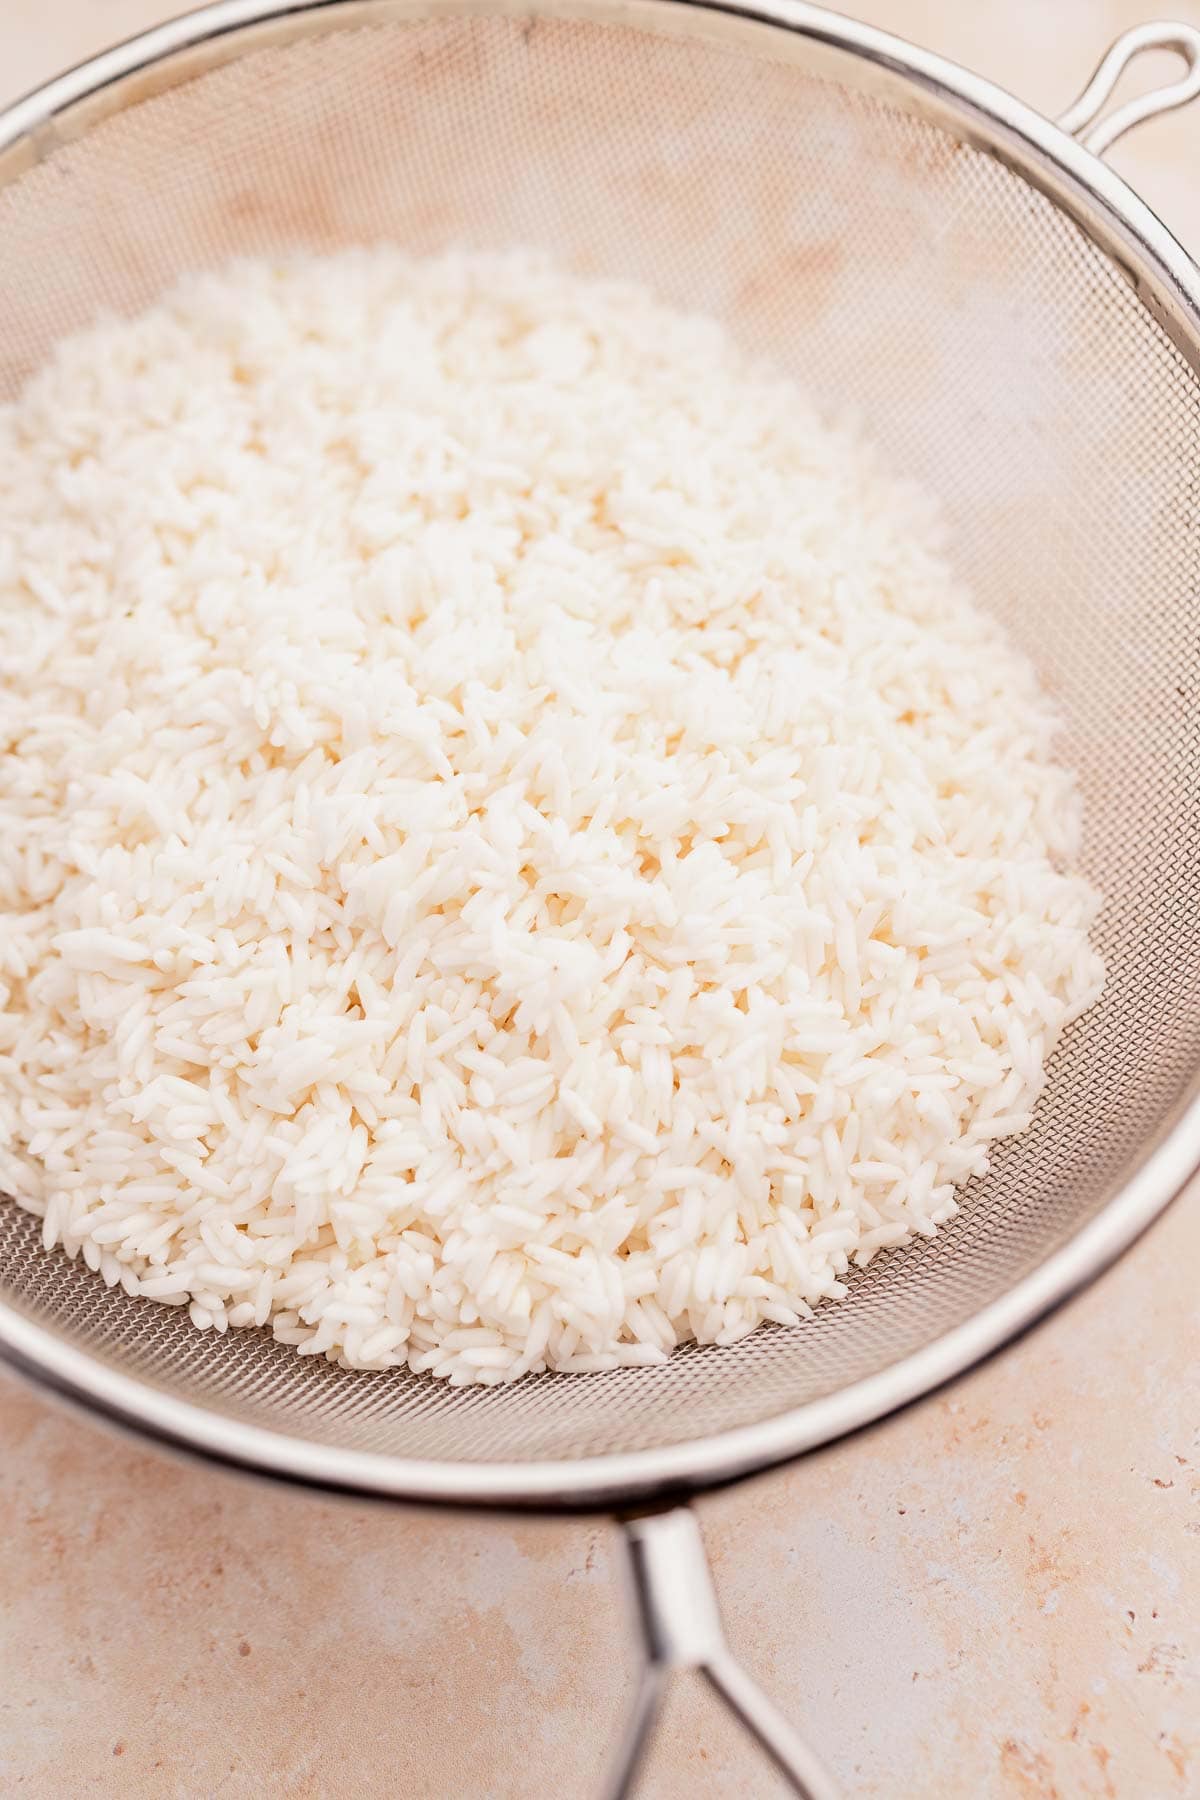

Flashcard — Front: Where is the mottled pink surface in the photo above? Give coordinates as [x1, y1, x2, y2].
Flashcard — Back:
[2, 2, 1199, 1794]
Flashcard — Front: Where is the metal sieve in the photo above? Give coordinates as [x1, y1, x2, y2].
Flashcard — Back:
[2, 5, 1199, 1793]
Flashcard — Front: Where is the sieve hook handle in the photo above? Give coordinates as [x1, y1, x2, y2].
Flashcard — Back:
[601, 1506, 840, 1800]
[1058, 21, 1200, 156]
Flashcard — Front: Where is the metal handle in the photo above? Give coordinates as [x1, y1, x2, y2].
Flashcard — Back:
[601, 1507, 840, 1800]
[1058, 21, 1200, 157]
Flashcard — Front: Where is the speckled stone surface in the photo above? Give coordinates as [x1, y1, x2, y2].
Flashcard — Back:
[1, 2, 1198, 1794]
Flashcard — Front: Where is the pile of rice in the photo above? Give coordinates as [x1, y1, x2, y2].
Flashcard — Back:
[0, 249, 1103, 1382]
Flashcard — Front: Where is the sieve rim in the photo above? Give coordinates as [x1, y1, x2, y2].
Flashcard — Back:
[1, 0, 1198, 1511]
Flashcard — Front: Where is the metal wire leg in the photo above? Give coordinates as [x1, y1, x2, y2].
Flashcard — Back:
[600, 1663, 669, 1800]
[703, 1651, 839, 1798]
[602, 1506, 840, 1800]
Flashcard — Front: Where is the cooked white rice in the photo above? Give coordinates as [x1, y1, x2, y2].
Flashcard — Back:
[0, 248, 1103, 1382]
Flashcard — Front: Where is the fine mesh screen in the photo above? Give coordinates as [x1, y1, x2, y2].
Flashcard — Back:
[1, 7, 1198, 1470]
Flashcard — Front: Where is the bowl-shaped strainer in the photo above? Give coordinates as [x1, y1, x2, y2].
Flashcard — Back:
[2, 6, 1199, 1793]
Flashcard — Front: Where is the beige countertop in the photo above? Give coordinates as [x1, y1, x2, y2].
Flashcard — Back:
[2, 2, 1199, 1795]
